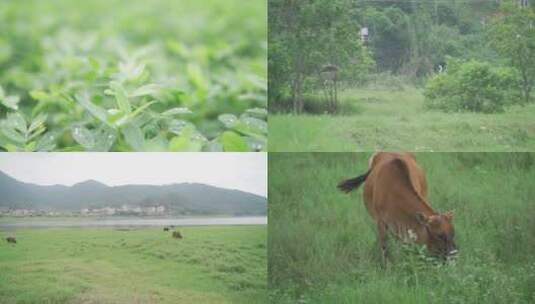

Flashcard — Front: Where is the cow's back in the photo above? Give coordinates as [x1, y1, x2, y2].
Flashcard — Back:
[363, 153, 429, 229]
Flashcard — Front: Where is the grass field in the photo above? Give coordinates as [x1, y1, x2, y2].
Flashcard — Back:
[268, 88, 535, 152]
[268, 152, 535, 303]
[0, 226, 266, 304]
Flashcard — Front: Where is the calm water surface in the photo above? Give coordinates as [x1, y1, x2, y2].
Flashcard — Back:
[0, 217, 267, 229]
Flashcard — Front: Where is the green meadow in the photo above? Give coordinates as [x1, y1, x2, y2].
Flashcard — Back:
[268, 152, 535, 304]
[268, 88, 535, 152]
[0, 226, 266, 304]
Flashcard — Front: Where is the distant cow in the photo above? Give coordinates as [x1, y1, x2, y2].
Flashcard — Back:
[5, 237, 16, 244]
[163, 227, 169, 232]
[172, 231, 183, 239]
[338, 152, 457, 262]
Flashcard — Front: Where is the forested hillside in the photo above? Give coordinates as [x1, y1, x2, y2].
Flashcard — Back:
[0, 171, 267, 216]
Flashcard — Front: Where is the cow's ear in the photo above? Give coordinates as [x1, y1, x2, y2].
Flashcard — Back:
[444, 211, 454, 222]
[415, 213, 429, 225]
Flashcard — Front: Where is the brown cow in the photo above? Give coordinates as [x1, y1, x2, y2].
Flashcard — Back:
[338, 152, 457, 262]
[172, 231, 183, 239]
[6, 237, 16, 244]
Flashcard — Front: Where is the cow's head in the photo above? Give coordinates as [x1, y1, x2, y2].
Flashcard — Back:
[416, 211, 457, 258]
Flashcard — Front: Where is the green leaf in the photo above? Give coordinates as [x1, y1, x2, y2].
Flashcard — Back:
[143, 134, 168, 151]
[72, 126, 95, 149]
[245, 108, 268, 118]
[130, 84, 161, 98]
[187, 63, 208, 92]
[27, 125, 46, 141]
[218, 113, 238, 128]
[36, 133, 56, 151]
[121, 123, 145, 151]
[110, 81, 132, 113]
[75, 92, 109, 125]
[28, 113, 47, 134]
[0, 85, 20, 110]
[115, 100, 156, 127]
[221, 131, 249, 152]
[1, 125, 25, 143]
[233, 117, 267, 137]
[25, 141, 37, 152]
[162, 107, 192, 116]
[247, 136, 267, 151]
[169, 136, 203, 152]
[93, 127, 117, 152]
[29, 90, 49, 101]
[7, 112, 27, 134]
[168, 119, 190, 135]
[167, 40, 190, 57]
[2, 95, 20, 110]
[168, 126, 204, 152]
[118, 61, 145, 81]
[204, 140, 223, 152]
[106, 108, 126, 125]
[4, 143, 20, 152]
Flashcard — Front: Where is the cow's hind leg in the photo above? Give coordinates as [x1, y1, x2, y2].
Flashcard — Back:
[377, 221, 389, 267]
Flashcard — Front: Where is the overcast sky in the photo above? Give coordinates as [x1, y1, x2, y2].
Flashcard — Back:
[0, 153, 267, 197]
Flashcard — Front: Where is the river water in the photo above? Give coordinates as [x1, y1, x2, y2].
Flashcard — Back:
[0, 216, 267, 229]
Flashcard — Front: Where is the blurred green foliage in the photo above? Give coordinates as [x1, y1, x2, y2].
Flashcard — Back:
[0, 0, 267, 151]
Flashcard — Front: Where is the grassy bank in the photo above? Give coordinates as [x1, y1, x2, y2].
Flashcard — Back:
[268, 88, 535, 152]
[0, 226, 266, 304]
[268, 152, 535, 303]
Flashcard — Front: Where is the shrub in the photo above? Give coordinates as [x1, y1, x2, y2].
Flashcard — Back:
[424, 59, 520, 113]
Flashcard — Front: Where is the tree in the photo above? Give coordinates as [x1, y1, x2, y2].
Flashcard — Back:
[269, 0, 374, 113]
[489, 3, 535, 103]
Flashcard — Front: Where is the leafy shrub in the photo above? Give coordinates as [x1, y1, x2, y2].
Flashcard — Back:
[0, 0, 266, 151]
[424, 59, 520, 113]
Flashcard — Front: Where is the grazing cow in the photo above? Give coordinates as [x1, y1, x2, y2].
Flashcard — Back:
[163, 227, 169, 232]
[6, 237, 16, 244]
[338, 152, 457, 262]
[172, 231, 183, 239]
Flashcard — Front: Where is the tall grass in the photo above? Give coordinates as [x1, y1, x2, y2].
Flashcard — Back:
[268, 88, 535, 152]
[268, 153, 535, 303]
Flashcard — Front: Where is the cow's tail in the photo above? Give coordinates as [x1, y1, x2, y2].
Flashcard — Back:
[337, 169, 371, 193]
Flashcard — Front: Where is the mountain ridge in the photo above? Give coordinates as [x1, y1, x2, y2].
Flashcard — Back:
[0, 171, 266, 216]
